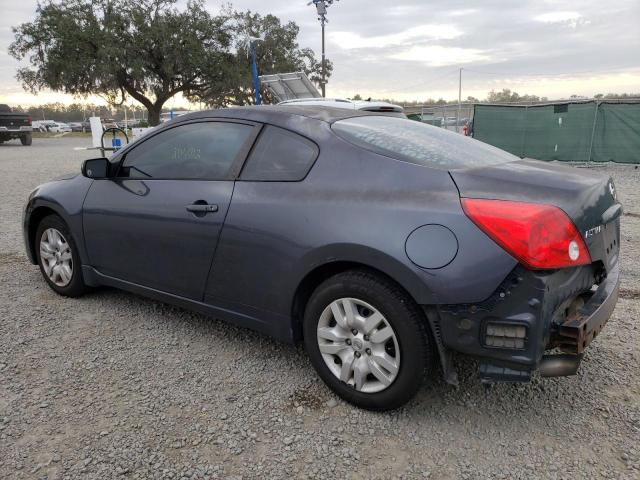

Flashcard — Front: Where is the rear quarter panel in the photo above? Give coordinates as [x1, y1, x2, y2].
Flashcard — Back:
[205, 122, 516, 332]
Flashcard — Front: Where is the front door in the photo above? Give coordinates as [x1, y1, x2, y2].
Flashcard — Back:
[82, 120, 257, 300]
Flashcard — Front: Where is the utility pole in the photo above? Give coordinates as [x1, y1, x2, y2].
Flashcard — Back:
[309, 1, 339, 97]
[457, 67, 462, 134]
[249, 38, 262, 105]
[321, 18, 326, 97]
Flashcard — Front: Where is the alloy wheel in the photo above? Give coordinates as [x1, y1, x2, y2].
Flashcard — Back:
[317, 297, 400, 393]
[39, 228, 73, 287]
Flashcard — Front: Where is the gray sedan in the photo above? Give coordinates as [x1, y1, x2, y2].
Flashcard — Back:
[23, 106, 621, 410]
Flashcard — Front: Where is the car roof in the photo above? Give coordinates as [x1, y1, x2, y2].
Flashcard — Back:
[278, 98, 356, 110]
[278, 98, 404, 113]
[279, 98, 352, 104]
[170, 105, 378, 125]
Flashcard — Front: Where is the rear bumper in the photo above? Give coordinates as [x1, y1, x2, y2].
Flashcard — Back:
[435, 261, 620, 380]
[0, 126, 32, 139]
[0, 126, 32, 133]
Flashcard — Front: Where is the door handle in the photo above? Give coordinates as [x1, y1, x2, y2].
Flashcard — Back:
[186, 203, 219, 214]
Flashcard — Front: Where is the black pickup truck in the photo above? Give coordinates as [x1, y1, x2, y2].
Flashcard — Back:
[0, 104, 32, 146]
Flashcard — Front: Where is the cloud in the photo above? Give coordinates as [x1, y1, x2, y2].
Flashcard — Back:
[330, 24, 462, 50]
[392, 46, 490, 67]
[1, 0, 639, 105]
[447, 9, 478, 17]
[534, 11, 590, 28]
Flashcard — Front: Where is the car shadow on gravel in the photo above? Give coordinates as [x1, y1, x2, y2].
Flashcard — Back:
[85, 293, 487, 385]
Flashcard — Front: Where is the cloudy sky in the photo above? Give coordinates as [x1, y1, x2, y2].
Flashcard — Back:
[0, 0, 639, 106]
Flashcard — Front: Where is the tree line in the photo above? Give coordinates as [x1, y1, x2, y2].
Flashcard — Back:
[10, 103, 155, 124]
[10, 0, 331, 125]
[13, 89, 639, 125]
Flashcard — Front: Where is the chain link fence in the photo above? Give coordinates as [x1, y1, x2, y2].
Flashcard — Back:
[402, 103, 475, 133]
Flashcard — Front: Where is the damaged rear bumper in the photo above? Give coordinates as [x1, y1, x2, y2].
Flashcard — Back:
[433, 261, 620, 383]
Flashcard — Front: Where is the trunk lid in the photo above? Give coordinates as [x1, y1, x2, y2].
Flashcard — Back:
[450, 159, 621, 271]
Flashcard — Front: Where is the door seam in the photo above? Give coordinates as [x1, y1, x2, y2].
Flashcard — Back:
[200, 180, 237, 302]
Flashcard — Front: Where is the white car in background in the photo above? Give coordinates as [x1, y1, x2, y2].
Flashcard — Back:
[278, 98, 406, 117]
[32, 120, 56, 132]
[48, 122, 72, 133]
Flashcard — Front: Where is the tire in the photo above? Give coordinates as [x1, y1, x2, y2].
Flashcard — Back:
[303, 269, 435, 411]
[21, 133, 32, 146]
[35, 215, 88, 297]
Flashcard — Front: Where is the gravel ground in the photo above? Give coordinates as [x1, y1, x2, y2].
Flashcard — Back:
[1, 136, 639, 480]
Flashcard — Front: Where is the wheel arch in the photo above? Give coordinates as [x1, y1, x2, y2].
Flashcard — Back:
[25, 203, 68, 264]
[290, 254, 435, 342]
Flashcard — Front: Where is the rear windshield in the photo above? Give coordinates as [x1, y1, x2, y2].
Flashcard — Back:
[331, 116, 516, 169]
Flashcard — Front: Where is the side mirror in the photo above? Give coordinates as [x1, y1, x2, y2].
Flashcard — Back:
[82, 158, 110, 179]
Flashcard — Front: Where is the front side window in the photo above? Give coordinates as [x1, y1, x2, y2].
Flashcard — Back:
[240, 125, 318, 181]
[331, 116, 516, 169]
[120, 122, 254, 179]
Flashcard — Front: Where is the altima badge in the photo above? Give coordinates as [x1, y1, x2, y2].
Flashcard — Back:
[585, 225, 603, 239]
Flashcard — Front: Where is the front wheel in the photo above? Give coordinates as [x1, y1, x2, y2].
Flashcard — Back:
[35, 215, 88, 297]
[303, 270, 435, 411]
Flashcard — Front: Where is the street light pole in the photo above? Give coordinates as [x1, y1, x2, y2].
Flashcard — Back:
[309, 0, 338, 98]
[457, 67, 463, 134]
[321, 18, 326, 97]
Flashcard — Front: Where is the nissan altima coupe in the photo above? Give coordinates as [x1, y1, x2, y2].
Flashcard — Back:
[23, 106, 621, 410]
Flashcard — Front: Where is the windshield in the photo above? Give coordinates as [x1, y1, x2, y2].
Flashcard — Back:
[331, 116, 516, 169]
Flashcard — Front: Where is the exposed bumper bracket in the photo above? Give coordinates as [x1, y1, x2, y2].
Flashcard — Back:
[424, 306, 459, 386]
[557, 264, 619, 354]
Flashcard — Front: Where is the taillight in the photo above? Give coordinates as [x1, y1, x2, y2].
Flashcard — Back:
[461, 198, 591, 270]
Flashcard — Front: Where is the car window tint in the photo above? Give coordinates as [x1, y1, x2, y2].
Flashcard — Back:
[331, 116, 517, 169]
[120, 122, 253, 179]
[240, 125, 318, 181]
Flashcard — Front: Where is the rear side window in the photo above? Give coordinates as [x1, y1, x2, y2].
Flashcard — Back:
[331, 116, 516, 169]
[120, 122, 253, 180]
[240, 125, 318, 181]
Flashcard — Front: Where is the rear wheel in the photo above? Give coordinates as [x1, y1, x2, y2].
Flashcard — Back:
[35, 215, 87, 297]
[303, 270, 434, 410]
[20, 133, 32, 146]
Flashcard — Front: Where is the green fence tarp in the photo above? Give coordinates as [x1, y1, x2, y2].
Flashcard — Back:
[472, 101, 640, 163]
[592, 103, 640, 163]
